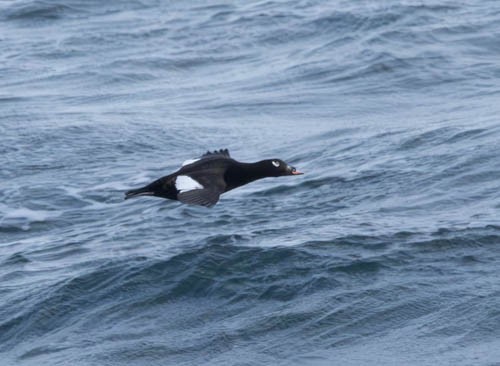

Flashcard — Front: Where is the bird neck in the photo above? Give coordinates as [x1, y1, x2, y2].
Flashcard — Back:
[225, 161, 270, 191]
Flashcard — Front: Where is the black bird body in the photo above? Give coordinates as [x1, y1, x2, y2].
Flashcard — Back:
[125, 149, 303, 207]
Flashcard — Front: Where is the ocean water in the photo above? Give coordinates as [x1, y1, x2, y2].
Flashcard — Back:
[1, 0, 500, 364]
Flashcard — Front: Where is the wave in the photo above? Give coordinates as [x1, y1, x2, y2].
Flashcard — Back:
[2, 1, 82, 21]
[2, 226, 499, 353]
[1, 0, 148, 21]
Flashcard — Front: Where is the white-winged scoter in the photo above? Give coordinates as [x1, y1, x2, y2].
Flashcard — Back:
[125, 149, 303, 207]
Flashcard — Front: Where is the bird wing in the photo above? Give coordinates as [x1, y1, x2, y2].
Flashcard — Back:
[200, 149, 231, 159]
[181, 149, 231, 167]
[175, 170, 226, 207]
[177, 188, 221, 207]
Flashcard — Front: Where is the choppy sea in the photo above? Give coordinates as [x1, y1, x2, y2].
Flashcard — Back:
[2, 1, 500, 365]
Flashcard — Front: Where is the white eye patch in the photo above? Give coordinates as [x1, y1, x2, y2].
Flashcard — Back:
[272, 160, 280, 167]
[175, 175, 203, 193]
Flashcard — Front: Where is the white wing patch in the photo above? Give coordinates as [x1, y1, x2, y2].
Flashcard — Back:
[175, 175, 203, 193]
[181, 158, 200, 167]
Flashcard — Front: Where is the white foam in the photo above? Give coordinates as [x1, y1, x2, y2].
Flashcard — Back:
[175, 175, 203, 193]
[90, 181, 132, 190]
[3, 207, 56, 222]
[0, 206, 61, 231]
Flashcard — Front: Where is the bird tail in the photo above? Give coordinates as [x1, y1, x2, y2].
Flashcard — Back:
[124, 186, 155, 200]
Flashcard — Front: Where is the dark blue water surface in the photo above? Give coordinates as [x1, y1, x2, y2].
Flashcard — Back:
[2, 0, 500, 365]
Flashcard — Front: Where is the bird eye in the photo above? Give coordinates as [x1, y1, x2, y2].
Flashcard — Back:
[272, 160, 280, 167]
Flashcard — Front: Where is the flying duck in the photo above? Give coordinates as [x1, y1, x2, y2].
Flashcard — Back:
[124, 149, 303, 207]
